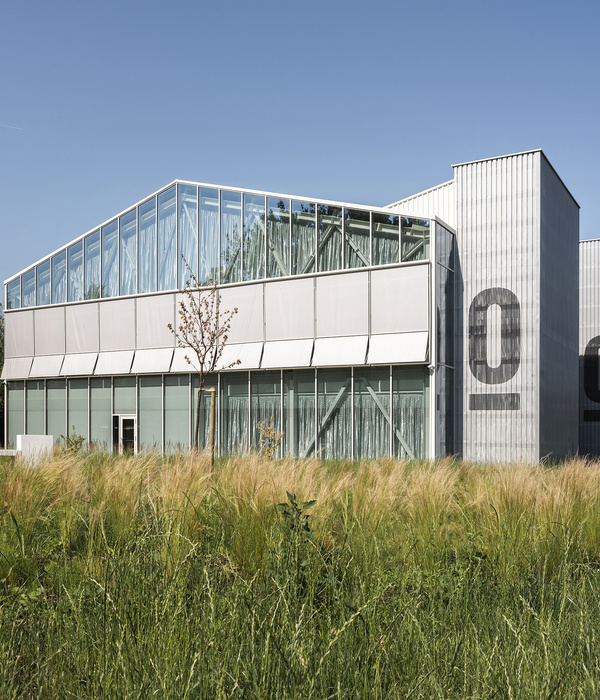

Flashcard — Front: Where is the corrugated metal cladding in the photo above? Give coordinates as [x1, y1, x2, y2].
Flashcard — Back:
[580, 239, 600, 455]
[387, 180, 456, 230]
[539, 156, 579, 459]
[456, 152, 541, 463]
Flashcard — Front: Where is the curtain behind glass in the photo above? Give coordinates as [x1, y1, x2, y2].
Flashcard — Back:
[354, 369, 390, 459]
[317, 206, 343, 272]
[139, 198, 156, 294]
[192, 375, 217, 450]
[90, 378, 111, 449]
[372, 213, 399, 266]
[165, 375, 190, 452]
[393, 367, 425, 459]
[284, 370, 315, 457]
[251, 372, 281, 451]
[178, 185, 198, 288]
[317, 369, 351, 459]
[7, 381, 25, 448]
[47, 379, 66, 444]
[52, 250, 67, 303]
[220, 373, 248, 454]
[7, 278, 21, 309]
[199, 188, 219, 285]
[139, 376, 162, 450]
[120, 210, 137, 296]
[102, 221, 119, 297]
[344, 209, 370, 269]
[244, 194, 266, 281]
[26, 380, 44, 435]
[267, 198, 290, 277]
[68, 378, 88, 444]
[221, 191, 242, 284]
[21, 269, 35, 308]
[158, 187, 176, 291]
[84, 231, 101, 299]
[402, 217, 430, 262]
[36, 260, 50, 306]
[68, 241, 83, 302]
[292, 201, 315, 275]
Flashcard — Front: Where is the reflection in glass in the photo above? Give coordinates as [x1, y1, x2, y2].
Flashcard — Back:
[317, 205, 342, 272]
[220, 372, 248, 453]
[21, 269, 35, 308]
[244, 194, 266, 280]
[178, 185, 198, 287]
[283, 370, 315, 456]
[84, 231, 101, 299]
[317, 369, 351, 458]
[158, 186, 176, 291]
[7, 381, 25, 448]
[221, 191, 242, 284]
[36, 260, 51, 306]
[344, 209, 370, 268]
[47, 378, 67, 444]
[251, 372, 281, 451]
[192, 374, 217, 449]
[402, 217, 430, 261]
[165, 375, 189, 451]
[102, 220, 119, 297]
[199, 188, 219, 285]
[90, 377, 111, 447]
[68, 241, 83, 302]
[267, 198, 289, 277]
[52, 250, 67, 304]
[26, 380, 44, 434]
[7, 278, 21, 309]
[354, 368, 390, 458]
[393, 367, 425, 459]
[138, 198, 156, 294]
[68, 378, 88, 443]
[120, 209, 137, 296]
[292, 201, 315, 275]
[372, 213, 399, 266]
[139, 376, 162, 449]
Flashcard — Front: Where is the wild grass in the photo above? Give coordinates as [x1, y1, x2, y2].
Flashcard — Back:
[2, 452, 600, 697]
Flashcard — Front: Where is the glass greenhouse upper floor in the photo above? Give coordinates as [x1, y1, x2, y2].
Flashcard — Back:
[4, 181, 431, 310]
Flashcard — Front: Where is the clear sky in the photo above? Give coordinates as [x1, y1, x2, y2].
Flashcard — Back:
[1, 0, 599, 291]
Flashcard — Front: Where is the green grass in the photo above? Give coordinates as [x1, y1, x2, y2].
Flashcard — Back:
[2, 452, 600, 697]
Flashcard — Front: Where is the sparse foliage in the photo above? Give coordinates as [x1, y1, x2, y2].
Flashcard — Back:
[168, 257, 239, 450]
[257, 415, 284, 459]
[60, 426, 85, 453]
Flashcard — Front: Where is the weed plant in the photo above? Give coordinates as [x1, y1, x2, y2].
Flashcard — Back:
[2, 453, 600, 697]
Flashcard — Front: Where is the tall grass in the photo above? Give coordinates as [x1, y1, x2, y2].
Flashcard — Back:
[2, 452, 600, 697]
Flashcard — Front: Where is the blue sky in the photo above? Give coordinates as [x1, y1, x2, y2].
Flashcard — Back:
[1, 0, 599, 291]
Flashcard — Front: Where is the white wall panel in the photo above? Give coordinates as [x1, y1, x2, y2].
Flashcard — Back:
[218, 284, 264, 343]
[312, 336, 368, 366]
[66, 304, 99, 353]
[34, 307, 65, 356]
[131, 348, 174, 374]
[95, 350, 134, 375]
[368, 332, 429, 364]
[370, 266, 429, 335]
[137, 294, 175, 349]
[30, 355, 64, 378]
[217, 342, 263, 370]
[170, 347, 197, 373]
[316, 272, 368, 337]
[61, 353, 98, 376]
[1, 357, 33, 379]
[265, 278, 314, 340]
[99, 299, 136, 351]
[262, 339, 314, 369]
[5, 311, 34, 358]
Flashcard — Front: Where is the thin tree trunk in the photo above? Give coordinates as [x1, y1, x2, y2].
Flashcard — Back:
[194, 375, 204, 450]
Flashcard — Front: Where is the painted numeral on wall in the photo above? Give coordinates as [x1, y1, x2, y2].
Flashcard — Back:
[468, 287, 520, 410]
[584, 336, 600, 421]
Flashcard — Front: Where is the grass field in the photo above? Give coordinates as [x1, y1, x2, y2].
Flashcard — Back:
[2, 452, 600, 698]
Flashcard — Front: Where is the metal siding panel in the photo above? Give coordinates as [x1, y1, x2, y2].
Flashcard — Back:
[388, 181, 457, 229]
[580, 239, 600, 454]
[456, 152, 540, 462]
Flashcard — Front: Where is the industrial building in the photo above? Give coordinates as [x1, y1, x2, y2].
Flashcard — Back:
[2, 149, 586, 462]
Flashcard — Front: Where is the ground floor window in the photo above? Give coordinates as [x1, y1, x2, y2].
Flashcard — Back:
[4, 366, 429, 459]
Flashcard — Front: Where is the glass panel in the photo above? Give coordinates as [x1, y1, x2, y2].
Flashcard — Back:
[178, 185, 198, 287]
[138, 198, 156, 294]
[402, 217, 430, 262]
[220, 372, 248, 453]
[90, 378, 111, 448]
[317, 205, 342, 272]
[7, 278, 21, 309]
[36, 261, 51, 306]
[192, 375, 217, 450]
[102, 220, 119, 298]
[114, 376, 136, 415]
[7, 381, 25, 449]
[344, 209, 370, 269]
[283, 370, 315, 457]
[165, 375, 189, 452]
[372, 213, 399, 266]
[393, 367, 425, 459]
[317, 369, 351, 459]
[68, 378, 88, 444]
[267, 197, 290, 277]
[158, 186, 177, 291]
[251, 372, 281, 452]
[199, 188, 219, 286]
[220, 190, 242, 284]
[52, 250, 67, 304]
[292, 201, 315, 275]
[139, 376, 162, 450]
[244, 194, 266, 281]
[47, 379, 66, 444]
[21, 269, 35, 308]
[84, 230, 101, 299]
[68, 241, 84, 302]
[120, 209, 137, 296]
[26, 380, 44, 435]
[354, 368, 390, 459]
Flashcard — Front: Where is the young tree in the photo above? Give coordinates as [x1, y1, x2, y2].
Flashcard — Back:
[168, 259, 239, 454]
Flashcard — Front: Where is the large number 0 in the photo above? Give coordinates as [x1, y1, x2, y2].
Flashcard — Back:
[468, 287, 520, 410]
[584, 336, 600, 421]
